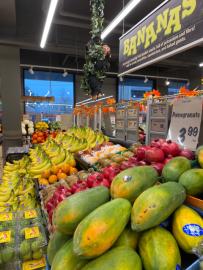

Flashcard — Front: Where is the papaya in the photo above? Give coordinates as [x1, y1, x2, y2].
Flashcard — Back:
[179, 168, 203, 196]
[51, 239, 88, 270]
[162, 156, 191, 182]
[111, 166, 158, 203]
[53, 186, 110, 235]
[47, 230, 71, 265]
[139, 226, 181, 270]
[172, 205, 203, 253]
[81, 246, 142, 270]
[73, 198, 131, 258]
[196, 146, 203, 168]
[114, 225, 139, 249]
[131, 182, 186, 232]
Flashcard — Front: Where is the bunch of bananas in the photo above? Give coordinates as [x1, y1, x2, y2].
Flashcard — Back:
[28, 146, 51, 178]
[35, 121, 49, 131]
[0, 157, 37, 212]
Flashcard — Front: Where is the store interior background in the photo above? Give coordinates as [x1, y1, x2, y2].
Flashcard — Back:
[0, 0, 203, 156]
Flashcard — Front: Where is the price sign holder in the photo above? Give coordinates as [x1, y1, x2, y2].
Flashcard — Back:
[146, 100, 169, 145]
[115, 105, 126, 140]
[126, 106, 139, 143]
[167, 97, 202, 151]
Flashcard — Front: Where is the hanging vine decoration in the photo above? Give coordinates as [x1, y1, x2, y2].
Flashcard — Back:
[81, 0, 111, 99]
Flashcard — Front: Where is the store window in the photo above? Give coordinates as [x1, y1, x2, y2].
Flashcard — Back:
[167, 80, 187, 95]
[118, 78, 153, 101]
[24, 70, 74, 119]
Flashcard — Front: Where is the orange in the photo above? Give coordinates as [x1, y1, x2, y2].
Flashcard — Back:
[51, 166, 60, 175]
[61, 164, 70, 174]
[41, 169, 51, 179]
[57, 172, 67, 180]
[38, 178, 49, 186]
[69, 167, 78, 175]
[48, 175, 58, 184]
[32, 140, 37, 144]
[32, 133, 38, 140]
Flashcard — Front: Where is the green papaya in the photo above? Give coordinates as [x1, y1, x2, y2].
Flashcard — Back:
[196, 146, 203, 168]
[114, 225, 139, 249]
[53, 186, 110, 235]
[81, 246, 142, 270]
[162, 157, 191, 182]
[51, 240, 88, 270]
[47, 231, 71, 265]
[131, 182, 186, 232]
[111, 166, 158, 203]
[179, 168, 203, 196]
[139, 226, 181, 270]
[73, 198, 131, 259]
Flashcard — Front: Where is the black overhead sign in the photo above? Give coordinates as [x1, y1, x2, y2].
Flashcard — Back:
[119, 0, 203, 76]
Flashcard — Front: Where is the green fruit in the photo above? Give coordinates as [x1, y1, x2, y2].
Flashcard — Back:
[73, 198, 131, 259]
[31, 236, 45, 252]
[22, 251, 32, 261]
[81, 246, 142, 270]
[20, 228, 25, 238]
[51, 240, 88, 270]
[32, 248, 43, 260]
[0, 253, 2, 264]
[131, 182, 186, 232]
[114, 226, 139, 249]
[162, 157, 191, 182]
[139, 226, 181, 270]
[20, 240, 31, 257]
[111, 166, 158, 203]
[47, 231, 71, 265]
[179, 168, 203, 196]
[1, 246, 15, 263]
[53, 186, 110, 235]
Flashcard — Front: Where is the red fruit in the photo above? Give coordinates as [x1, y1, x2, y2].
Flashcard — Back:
[101, 178, 110, 188]
[92, 180, 101, 187]
[71, 184, 79, 193]
[164, 158, 172, 164]
[128, 157, 138, 165]
[161, 140, 180, 157]
[151, 163, 164, 175]
[179, 149, 195, 160]
[137, 160, 147, 166]
[145, 147, 165, 163]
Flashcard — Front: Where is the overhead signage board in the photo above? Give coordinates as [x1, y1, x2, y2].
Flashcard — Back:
[119, 0, 203, 76]
[167, 97, 202, 151]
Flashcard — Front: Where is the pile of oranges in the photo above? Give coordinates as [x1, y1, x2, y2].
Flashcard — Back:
[38, 164, 78, 186]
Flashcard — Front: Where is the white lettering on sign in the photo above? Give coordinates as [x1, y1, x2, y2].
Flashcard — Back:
[167, 97, 202, 150]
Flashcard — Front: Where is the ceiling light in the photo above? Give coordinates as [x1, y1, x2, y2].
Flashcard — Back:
[80, 95, 113, 106]
[165, 79, 170, 86]
[40, 0, 59, 48]
[101, 0, 142, 40]
[28, 66, 34, 75]
[199, 62, 203, 67]
[62, 69, 68, 77]
[144, 76, 149, 83]
[120, 76, 124, 82]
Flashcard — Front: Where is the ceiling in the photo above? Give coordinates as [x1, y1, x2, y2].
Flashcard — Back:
[0, 0, 202, 78]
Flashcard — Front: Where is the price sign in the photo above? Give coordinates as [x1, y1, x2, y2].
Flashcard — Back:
[151, 104, 167, 117]
[22, 257, 46, 270]
[116, 120, 124, 129]
[127, 120, 138, 129]
[0, 231, 11, 243]
[127, 108, 138, 118]
[116, 109, 125, 119]
[0, 212, 13, 222]
[151, 119, 167, 132]
[168, 98, 202, 150]
[25, 227, 40, 239]
[24, 210, 37, 219]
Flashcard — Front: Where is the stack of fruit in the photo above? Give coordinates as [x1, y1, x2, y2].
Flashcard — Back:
[0, 157, 38, 212]
[35, 121, 49, 131]
[31, 131, 49, 144]
[47, 152, 203, 270]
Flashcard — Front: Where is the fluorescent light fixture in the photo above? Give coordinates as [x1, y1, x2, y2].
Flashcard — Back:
[144, 76, 149, 83]
[165, 79, 170, 86]
[120, 76, 124, 82]
[28, 66, 34, 75]
[62, 69, 68, 77]
[199, 62, 203, 67]
[101, 0, 142, 40]
[40, 0, 59, 48]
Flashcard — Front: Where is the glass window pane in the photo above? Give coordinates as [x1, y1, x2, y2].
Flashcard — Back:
[118, 78, 153, 101]
[24, 70, 74, 118]
[167, 80, 186, 95]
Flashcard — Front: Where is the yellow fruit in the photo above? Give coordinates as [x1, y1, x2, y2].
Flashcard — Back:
[57, 172, 67, 180]
[49, 175, 58, 184]
[51, 166, 60, 175]
[69, 159, 76, 167]
[61, 164, 70, 174]
[69, 167, 78, 175]
[39, 178, 49, 186]
[41, 169, 51, 179]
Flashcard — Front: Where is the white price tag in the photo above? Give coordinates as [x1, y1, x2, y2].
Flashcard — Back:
[168, 98, 202, 150]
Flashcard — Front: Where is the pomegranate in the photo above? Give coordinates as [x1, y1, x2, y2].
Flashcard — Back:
[145, 147, 165, 163]
[151, 163, 164, 175]
[161, 140, 181, 157]
[179, 149, 195, 160]
[136, 146, 150, 161]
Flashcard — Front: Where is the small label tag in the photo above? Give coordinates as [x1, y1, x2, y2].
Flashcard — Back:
[0, 212, 13, 221]
[176, 264, 181, 270]
[25, 227, 40, 239]
[22, 257, 46, 270]
[0, 231, 11, 243]
[24, 210, 37, 219]
[183, 224, 203, 236]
